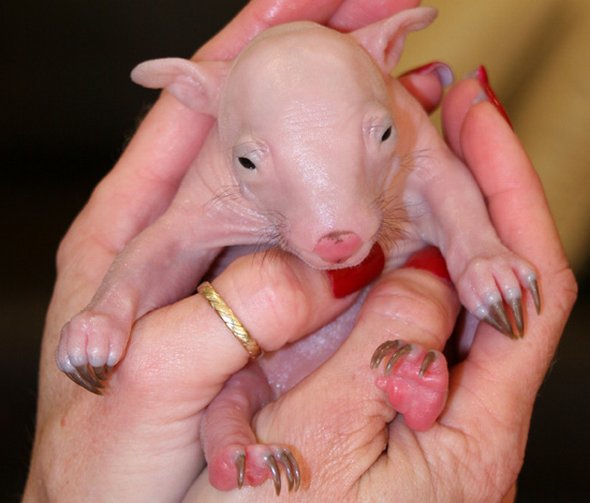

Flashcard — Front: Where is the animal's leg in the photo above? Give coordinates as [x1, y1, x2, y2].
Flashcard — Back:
[360, 255, 459, 432]
[202, 364, 301, 496]
[371, 340, 448, 432]
[56, 207, 220, 394]
[390, 79, 540, 337]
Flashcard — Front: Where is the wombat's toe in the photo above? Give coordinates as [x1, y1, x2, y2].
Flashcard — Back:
[372, 339, 448, 431]
[208, 444, 301, 495]
[56, 310, 128, 393]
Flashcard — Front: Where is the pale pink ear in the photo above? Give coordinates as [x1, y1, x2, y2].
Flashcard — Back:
[351, 7, 437, 73]
[130, 58, 230, 115]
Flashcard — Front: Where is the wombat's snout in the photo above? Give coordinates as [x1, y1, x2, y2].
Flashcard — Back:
[313, 231, 363, 265]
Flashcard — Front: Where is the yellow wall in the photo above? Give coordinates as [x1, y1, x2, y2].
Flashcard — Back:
[399, 0, 590, 273]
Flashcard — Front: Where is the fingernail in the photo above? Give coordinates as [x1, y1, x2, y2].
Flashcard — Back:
[472, 65, 513, 128]
[328, 243, 385, 298]
[403, 246, 451, 282]
[400, 61, 454, 88]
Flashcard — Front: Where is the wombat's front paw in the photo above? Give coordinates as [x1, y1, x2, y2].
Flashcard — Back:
[371, 339, 448, 431]
[55, 310, 128, 394]
[208, 444, 301, 496]
[456, 252, 541, 337]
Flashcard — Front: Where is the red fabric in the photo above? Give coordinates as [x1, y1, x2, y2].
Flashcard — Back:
[403, 246, 450, 281]
[328, 243, 385, 298]
[328, 244, 450, 298]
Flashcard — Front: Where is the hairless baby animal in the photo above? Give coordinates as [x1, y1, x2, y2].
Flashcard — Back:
[56, 7, 541, 496]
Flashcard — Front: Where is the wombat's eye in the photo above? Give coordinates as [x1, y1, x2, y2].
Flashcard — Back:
[238, 156, 256, 170]
[381, 126, 392, 142]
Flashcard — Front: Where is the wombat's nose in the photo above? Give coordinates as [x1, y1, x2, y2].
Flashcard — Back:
[313, 231, 363, 264]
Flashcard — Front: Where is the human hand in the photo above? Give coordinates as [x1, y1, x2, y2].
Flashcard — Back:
[184, 70, 578, 501]
[23, 1, 426, 501]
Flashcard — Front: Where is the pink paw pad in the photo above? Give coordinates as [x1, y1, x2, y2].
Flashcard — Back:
[371, 340, 448, 431]
[208, 444, 301, 496]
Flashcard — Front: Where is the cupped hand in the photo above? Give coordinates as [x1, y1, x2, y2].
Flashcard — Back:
[185, 74, 578, 501]
[23, 1, 425, 502]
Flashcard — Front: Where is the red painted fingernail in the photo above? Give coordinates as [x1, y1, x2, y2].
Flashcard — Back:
[403, 246, 451, 282]
[474, 65, 513, 128]
[399, 61, 454, 88]
[328, 243, 385, 298]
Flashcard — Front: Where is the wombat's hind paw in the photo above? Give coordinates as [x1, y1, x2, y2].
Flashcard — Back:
[210, 444, 301, 496]
[371, 339, 448, 431]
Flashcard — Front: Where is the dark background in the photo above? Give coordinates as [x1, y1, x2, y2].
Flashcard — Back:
[2, 1, 588, 501]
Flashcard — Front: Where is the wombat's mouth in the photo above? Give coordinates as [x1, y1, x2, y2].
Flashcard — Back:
[325, 243, 386, 298]
[295, 238, 378, 271]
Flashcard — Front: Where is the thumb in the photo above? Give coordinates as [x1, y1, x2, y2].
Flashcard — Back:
[440, 96, 577, 485]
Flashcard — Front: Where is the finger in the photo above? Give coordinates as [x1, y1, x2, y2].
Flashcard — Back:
[197, 0, 420, 58]
[442, 75, 573, 311]
[461, 102, 567, 271]
[440, 90, 577, 462]
[440, 76, 482, 157]
[460, 101, 576, 360]
[398, 61, 454, 114]
[329, 0, 420, 31]
[195, 0, 346, 60]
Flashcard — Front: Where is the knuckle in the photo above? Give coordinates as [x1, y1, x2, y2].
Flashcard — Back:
[247, 257, 313, 347]
[367, 270, 458, 340]
[221, 253, 315, 349]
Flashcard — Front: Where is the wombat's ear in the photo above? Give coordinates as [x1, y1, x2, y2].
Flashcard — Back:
[130, 58, 230, 115]
[351, 7, 437, 73]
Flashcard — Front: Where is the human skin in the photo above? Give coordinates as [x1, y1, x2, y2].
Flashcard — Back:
[23, 1, 577, 502]
[184, 81, 578, 502]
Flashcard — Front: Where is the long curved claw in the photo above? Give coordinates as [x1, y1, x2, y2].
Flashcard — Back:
[419, 350, 437, 378]
[232, 447, 301, 494]
[373, 341, 441, 379]
[484, 301, 514, 338]
[291, 454, 301, 492]
[385, 344, 412, 375]
[66, 369, 98, 394]
[235, 452, 246, 489]
[370, 340, 402, 369]
[508, 297, 524, 337]
[72, 365, 105, 395]
[265, 454, 281, 496]
[93, 365, 109, 382]
[277, 449, 301, 492]
[277, 450, 294, 492]
[527, 276, 541, 314]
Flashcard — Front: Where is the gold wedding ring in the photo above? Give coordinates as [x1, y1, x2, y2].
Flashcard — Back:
[197, 281, 263, 359]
